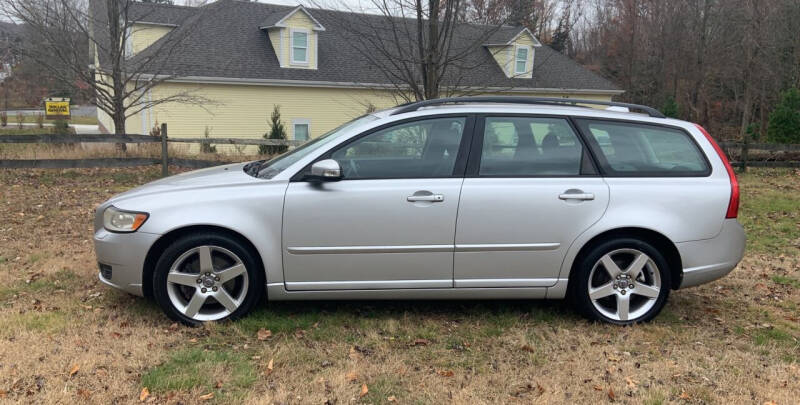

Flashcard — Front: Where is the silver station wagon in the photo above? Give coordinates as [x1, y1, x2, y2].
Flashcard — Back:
[94, 97, 745, 325]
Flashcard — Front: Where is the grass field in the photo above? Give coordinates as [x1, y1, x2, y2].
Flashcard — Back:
[0, 167, 798, 404]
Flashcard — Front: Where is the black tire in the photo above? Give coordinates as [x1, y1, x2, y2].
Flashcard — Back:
[152, 232, 265, 326]
[570, 238, 671, 325]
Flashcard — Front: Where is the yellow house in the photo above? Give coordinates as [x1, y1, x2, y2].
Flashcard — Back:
[97, 1, 622, 143]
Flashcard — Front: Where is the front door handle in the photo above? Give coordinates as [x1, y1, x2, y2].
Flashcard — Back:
[407, 194, 444, 202]
[559, 192, 595, 201]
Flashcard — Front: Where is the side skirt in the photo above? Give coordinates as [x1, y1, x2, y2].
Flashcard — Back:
[265, 282, 571, 301]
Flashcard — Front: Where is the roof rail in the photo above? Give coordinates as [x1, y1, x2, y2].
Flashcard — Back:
[390, 96, 666, 118]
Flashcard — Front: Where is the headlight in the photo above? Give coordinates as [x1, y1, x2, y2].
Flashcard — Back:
[103, 206, 149, 233]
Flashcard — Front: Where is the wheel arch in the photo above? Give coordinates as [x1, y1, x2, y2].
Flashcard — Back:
[566, 227, 683, 292]
[142, 225, 266, 297]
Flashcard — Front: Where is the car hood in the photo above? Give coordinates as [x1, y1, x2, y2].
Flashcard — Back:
[108, 162, 263, 203]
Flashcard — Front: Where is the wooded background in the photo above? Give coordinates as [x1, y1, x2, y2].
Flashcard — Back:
[2, 0, 800, 142]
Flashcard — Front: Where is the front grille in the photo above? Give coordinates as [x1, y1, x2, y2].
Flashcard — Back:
[98, 263, 112, 280]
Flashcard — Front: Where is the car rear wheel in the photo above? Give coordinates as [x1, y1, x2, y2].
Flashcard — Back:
[152, 233, 264, 325]
[571, 238, 671, 325]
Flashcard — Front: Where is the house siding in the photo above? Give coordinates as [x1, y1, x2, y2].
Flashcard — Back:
[131, 24, 173, 56]
[105, 80, 613, 150]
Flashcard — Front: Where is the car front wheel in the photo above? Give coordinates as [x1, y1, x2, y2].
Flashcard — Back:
[152, 232, 264, 325]
[571, 238, 671, 325]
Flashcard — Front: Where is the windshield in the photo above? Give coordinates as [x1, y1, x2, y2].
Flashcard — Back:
[245, 114, 379, 179]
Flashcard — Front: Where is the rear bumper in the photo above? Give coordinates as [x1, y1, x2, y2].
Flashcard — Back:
[94, 228, 161, 296]
[677, 219, 746, 289]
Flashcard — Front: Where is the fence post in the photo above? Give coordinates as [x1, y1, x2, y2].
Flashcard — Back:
[161, 123, 168, 177]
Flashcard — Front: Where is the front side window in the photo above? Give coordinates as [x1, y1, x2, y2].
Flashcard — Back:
[330, 117, 466, 179]
[480, 117, 583, 176]
[291, 30, 308, 64]
[576, 119, 709, 176]
[515, 46, 529, 74]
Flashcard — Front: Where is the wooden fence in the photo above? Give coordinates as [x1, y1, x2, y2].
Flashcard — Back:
[0, 123, 303, 176]
[1, 124, 799, 175]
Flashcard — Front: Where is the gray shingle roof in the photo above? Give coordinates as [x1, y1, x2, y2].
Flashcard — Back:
[122, 0, 620, 92]
[128, 2, 197, 26]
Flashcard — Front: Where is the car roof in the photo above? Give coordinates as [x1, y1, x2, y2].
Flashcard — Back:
[374, 103, 690, 128]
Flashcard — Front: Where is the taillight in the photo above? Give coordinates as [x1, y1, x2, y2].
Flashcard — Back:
[694, 124, 739, 218]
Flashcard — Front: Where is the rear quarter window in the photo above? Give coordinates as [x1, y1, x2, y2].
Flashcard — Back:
[575, 119, 710, 176]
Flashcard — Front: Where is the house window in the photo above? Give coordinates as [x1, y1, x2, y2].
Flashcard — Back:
[293, 119, 310, 141]
[291, 29, 308, 64]
[515, 46, 529, 74]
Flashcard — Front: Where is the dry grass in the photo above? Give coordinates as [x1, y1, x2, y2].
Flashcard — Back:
[0, 167, 798, 404]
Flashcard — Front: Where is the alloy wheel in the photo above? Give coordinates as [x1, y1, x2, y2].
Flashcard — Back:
[165, 245, 249, 322]
[587, 248, 662, 322]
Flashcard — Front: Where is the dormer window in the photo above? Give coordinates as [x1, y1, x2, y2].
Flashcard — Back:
[291, 29, 309, 64]
[515, 45, 529, 75]
[260, 5, 325, 70]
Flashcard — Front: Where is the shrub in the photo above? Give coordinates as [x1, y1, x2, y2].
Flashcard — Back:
[149, 121, 161, 137]
[15, 112, 23, 129]
[200, 126, 217, 154]
[259, 105, 288, 155]
[661, 96, 680, 118]
[767, 88, 800, 144]
[0, 111, 6, 127]
[35, 113, 44, 129]
[52, 119, 70, 135]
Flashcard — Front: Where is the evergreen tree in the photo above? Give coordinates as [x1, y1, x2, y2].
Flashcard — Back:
[662, 97, 680, 118]
[260, 105, 288, 155]
[767, 88, 800, 144]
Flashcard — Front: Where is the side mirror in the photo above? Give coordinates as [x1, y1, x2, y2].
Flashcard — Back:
[308, 159, 342, 181]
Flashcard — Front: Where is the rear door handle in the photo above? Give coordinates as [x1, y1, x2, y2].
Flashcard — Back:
[407, 194, 444, 202]
[559, 192, 595, 201]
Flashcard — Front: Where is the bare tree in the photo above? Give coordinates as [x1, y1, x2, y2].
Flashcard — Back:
[318, 0, 508, 102]
[1, 0, 208, 139]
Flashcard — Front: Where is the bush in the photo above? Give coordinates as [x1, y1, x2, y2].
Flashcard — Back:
[200, 126, 217, 154]
[259, 105, 288, 155]
[662, 97, 680, 118]
[35, 113, 44, 129]
[52, 119, 70, 135]
[767, 88, 800, 144]
[15, 112, 23, 129]
[0, 111, 6, 127]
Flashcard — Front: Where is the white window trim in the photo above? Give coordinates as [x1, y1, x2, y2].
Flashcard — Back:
[124, 26, 134, 58]
[292, 118, 311, 140]
[514, 45, 531, 75]
[290, 28, 309, 65]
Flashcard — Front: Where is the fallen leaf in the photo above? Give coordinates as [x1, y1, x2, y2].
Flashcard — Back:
[77, 388, 91, 400]
[215, 381, 223, 389]
[763, 401, 778, 405]
[111, 332, 122, 339]
[0, 390, 6, 399]
[607, 387, 616, 401]
[359, 383, 368, 398]
[520, 344, 535, 353]
[593, 385, 603, 391]
[625, 376, 638, 389]
[346, 371, 358, 382]
[387, 395, 398, 402]
[257, 329, 272, 340]
[199, 392, 214, 400]
[139, 387, 150, 402]
[266, 358, 274, 375]
[438, 370, 454, 377]
[349, 346, 360, 360]
[69, 364, 80, 377]
[413, 338, 430, 346]
[679, 391, 691, 400]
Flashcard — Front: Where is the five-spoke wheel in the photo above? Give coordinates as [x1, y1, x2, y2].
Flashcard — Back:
[572, 238, 670, 324]
[153, 233, 264, 325]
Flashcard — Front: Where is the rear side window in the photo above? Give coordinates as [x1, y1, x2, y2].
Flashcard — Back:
[575, 119, 709, 176]
[479, 117, 585, 176]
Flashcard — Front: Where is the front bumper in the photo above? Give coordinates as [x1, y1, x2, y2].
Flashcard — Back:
[94, 228, 161, 296]
[677, 219, 746, 289]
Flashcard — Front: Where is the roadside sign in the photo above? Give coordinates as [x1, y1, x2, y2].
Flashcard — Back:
[45, 97, 71, 120]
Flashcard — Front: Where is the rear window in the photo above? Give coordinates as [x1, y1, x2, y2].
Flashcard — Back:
[575, 119, 709, 176]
